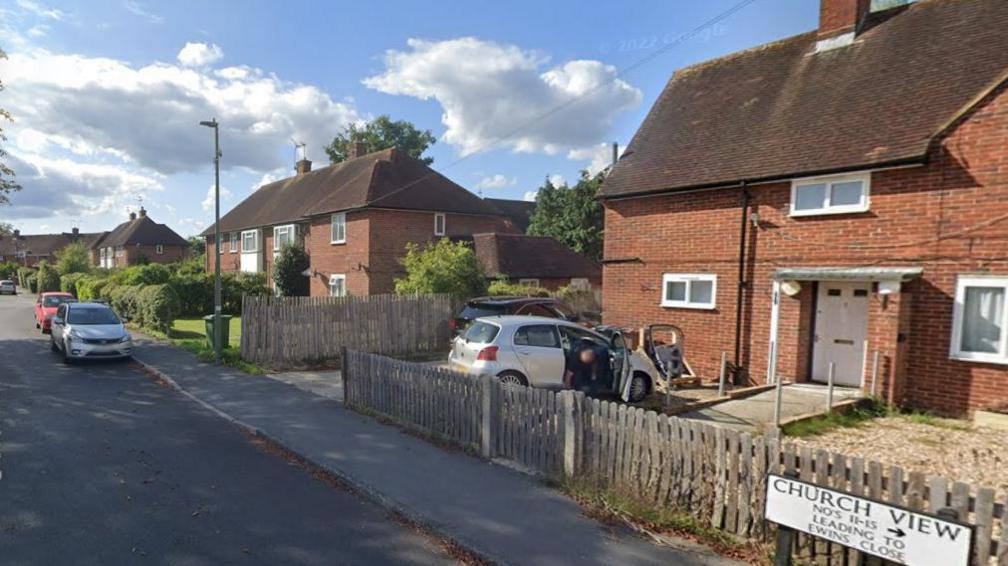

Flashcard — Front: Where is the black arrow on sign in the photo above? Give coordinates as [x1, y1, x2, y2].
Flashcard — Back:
[887, 528, 906, 538]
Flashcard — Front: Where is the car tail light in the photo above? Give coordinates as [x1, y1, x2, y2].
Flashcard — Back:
[477, 346, 498, 361]
[449, 319, 457, 331]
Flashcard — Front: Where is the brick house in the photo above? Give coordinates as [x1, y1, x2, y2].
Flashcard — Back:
[469, 233, 601, 290]
[91, 207, 189, 268]
[0, 228, 105, 268]
[600, 0, 1008, 416]
[203, 144, 529, 296]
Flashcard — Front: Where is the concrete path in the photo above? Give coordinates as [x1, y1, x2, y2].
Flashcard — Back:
[268, 369, 344, 402]
[133, 337, 741, 566]
[681, 383, 864, 432]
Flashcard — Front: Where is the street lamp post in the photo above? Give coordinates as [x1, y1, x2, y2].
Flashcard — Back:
[199, 118, 223, 364]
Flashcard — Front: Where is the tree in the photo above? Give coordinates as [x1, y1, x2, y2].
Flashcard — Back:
[187, 235, 206, 258]
[272, 243, 310, 297]
[0, 47, 21, 205]
[36, 260, 60, 292]
[326, 115, 436, 165]
[527, 170, 605, 261]
[0, 222, 13, 237]
[395, 238, 486, 297]
[55, 241, 92, 275]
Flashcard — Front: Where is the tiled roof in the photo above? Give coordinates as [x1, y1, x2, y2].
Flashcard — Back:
[0, 231, 105, 258]
[471, 233, 601, 280]
[601, 0, 1008, 198]
[96, 215, 188, 248]
[202, 148, 503, 236]
[483, 198, 536, 233]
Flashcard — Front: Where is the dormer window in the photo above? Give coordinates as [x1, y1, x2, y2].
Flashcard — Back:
[790, 173, 870, 217]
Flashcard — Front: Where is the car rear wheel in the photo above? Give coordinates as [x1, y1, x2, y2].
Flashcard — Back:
[628, 372, 651, 403]
[62, 341, 73, 365]
[497, 371, 528, 388]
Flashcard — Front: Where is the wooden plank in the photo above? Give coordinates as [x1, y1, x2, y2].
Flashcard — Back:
[737, 432, 752, 537]
[974, 487, 995, 566]
[998, 493, 1008, 566]
[711, 426, 726, 529]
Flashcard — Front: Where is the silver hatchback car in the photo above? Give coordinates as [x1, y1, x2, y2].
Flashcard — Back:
[449, 315, 658, 403]
[50, 302, 133, 363]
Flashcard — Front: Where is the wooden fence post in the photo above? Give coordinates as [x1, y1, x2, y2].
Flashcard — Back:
[340, 346, 350, 406]
[481, 374, 495, 459]
[561, 390, 577, 478]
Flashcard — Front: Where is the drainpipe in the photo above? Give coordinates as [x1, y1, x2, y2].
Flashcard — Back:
[733, 182, 750, 383]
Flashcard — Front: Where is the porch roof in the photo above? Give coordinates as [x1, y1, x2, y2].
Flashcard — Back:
[772, 266, 923, 282]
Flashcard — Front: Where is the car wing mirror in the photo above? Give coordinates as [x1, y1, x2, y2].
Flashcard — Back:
[52, 317, 63, 325]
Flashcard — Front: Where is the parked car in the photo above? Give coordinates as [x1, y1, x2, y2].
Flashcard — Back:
[0, 280, 15, 295]
[448, 315, 658, 403]
[452, 296, 583, 336]
[34, 292, 77, 333]
[50, 302, 133, 363]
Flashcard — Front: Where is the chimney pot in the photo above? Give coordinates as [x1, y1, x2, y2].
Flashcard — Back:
[350, 141, 368, 159]
[13, 229, 20, 238]
[72, 227, 79, 235]
[296, 158, 312, 175]
[129, 211, 137, 220]
[139, 206, 147, 218]
[818, 0, 871, 39]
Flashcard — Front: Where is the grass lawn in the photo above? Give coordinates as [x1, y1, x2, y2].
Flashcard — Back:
[171, 316, 241, 347]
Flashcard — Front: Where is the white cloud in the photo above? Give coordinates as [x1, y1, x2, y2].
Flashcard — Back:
[16, 0, 65, 21]
[363, 37, 642, 157]
[27, 24, 49, 37]
[568, 142, 623, 176]
[548, 174, 566, 187]
[124, 0, 163, 24]
[202, 184, 233, 212]
[3, 46, 360, 175]
[475, 174, 515, 190]
[523, 190, 538, 202]
[252, 168, 285, 191]
[5, 152, 162, 219]
[177, 42, 223, 67]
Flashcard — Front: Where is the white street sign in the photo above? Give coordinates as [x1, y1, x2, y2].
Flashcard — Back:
[765, 474, 972, 566]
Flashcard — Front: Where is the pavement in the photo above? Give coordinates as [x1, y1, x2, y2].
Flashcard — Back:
[680, 383, 864, 432]
[0, 293, 455, 565]
[124, 330, 741, 564]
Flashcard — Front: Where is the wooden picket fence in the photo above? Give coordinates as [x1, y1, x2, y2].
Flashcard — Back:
[240, 294, 459, 365]
[343, 351, 1008, 565]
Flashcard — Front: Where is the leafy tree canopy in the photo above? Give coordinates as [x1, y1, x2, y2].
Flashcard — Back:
[326, 115, 436, 165]
[272, 243, 310, 297]
[527, 170, 605, 262]
[0, 47, 21, 205]
[395, 238, 486, 297]
[55, 241, 92, 275]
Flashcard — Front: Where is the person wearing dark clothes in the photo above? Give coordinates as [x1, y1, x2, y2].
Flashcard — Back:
[564, 339, 603, 392]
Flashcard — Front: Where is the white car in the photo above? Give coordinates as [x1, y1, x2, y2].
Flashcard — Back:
[449, 315, 658, 403]
[50, 302, 133, 363]
[0, 279, 15, 295]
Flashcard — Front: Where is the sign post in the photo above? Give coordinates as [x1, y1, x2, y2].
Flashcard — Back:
[764, 473, 973, 566]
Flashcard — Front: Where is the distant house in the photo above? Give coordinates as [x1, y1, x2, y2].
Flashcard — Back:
[0, 228, 105, 268]
[469, 233, 601, 290]
[484, 198, 536, 233]
[599, 0, 1008, 416]
[202, 144, 528, 296]
[91, 207, 189, 268]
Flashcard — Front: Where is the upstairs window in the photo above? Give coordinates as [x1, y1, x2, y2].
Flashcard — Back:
[661, 274, 717, 310]
[790, 173, 870, 216]
[950, 275, 1008, 364]
[229, 232, 238, 253]
[273, 225, 296, 251]
[434, 213, 446, 236]
[331, 213, 346, 244]
[155, 244, 164, 255]
[241, 230, 258, 253]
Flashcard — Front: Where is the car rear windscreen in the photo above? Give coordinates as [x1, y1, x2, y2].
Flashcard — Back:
[463, 321, 500, 344]
[459, 304, 507, 320]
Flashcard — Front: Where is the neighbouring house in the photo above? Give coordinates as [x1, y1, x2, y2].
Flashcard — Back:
[0, 228, 105, 268]
[202, 144, 527, 296]
[600, 0, 1008, 416]
[467, 232, 601, 290]
[484, 198, 536, 233]
[91, 207, 189, 268]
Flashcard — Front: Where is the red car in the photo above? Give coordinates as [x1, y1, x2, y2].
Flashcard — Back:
[35, 292, 77, 334]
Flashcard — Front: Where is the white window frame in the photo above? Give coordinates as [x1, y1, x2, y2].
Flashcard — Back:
[241, 229, 259, 253]
[949, 275, 1008, 365]
[519, 278, 540, 287]
[155, 244, 163, 255]
[790, 172, 870, 217]
[331, 213, 346, 244]
[229, 232, 238, 253]
[569, 277, 590, 289]
[273, 224, 296, 251]
[329, 273, 347, 297]
[661, 273, 717, 310]
[434, 213, 446, 236]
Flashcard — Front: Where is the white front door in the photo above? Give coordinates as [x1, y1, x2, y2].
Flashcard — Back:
[812, 281, 869, 386]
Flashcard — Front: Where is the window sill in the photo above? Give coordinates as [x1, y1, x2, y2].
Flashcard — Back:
[660, 302, 716, 310]
[330, 240, 346, 245]
[789, 205, 870, 218]
[949, 353, 1008, 366]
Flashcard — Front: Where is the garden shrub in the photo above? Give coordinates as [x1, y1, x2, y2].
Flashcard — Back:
[26, 272, 38, 293]
[0, 261, 18, 280]
[16, 267, 36, 290]
[169, 272, 213, 317]
[109, 284, 142, 321]
[222, 272, 268, 315]
[272, 244, 310, 297]
[486, 277, 551, 298]
[59, 272, 88, 297]
[122, 263, 171, 286]
[36, 261, 61, 292]
[137, 284, 179, 334]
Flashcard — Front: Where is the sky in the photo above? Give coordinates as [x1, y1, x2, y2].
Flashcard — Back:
[0, 0, 817, 237]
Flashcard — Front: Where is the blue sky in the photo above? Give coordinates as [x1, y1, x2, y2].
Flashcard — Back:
[0, 0, 816, 236]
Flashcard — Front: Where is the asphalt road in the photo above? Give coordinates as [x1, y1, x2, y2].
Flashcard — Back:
[0, 294, 456, 566]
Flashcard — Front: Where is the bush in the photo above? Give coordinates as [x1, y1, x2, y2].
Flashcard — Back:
[0, 261, 18, 280]
[122, 263, 171, 286]
[76, 276, 112, 301]
[222, 272, 268, 315]
[36, 261, 61, 292]
[169, 272, 213, 317]
[16, 267, 36, 290]
[272, 244, 310, 297]
[486, 277, 551, 298]
[108, 284, 142, 321]
[59, 272, 88, 297]
[55, 241, 92, 275]
[394, 238, 487, 297]
[137, 284, 179, 333]
[26, 272, 38, 293]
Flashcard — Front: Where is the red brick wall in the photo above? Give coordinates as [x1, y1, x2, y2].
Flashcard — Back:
[305, 212, 371, 296]
[122, 244, 186, 266]
[603, 84, 1008, 416]
[818, 0, 870, 38]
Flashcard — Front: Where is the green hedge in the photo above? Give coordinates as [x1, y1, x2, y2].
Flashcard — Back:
[486, 278, 551, 298]
[36, 261, 60, 292]
[16, 267, 36, 290]
[169, 272, 214, 317]
[59, 272, 88, 297]
[136, 284, 179, 334]
[121, 263, 172, 286]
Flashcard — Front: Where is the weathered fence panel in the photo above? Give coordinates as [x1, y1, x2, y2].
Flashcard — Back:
[343, 351, 1007, 565]
[240, 293, 459, 365]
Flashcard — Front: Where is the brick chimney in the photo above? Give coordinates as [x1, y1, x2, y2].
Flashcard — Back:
[349, 141, 368, 159]
[13, 229, 20, 238]
[72, 227, 79, 235]
[139, 206, 147, 218]
[819, 0, 871, 39]
[295, 158, 312, 175]
[129, 211, 137, 220]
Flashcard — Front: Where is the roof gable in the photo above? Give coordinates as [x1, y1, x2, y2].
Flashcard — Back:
[601, 0, 1008, 198]
[99, 216, 188, 248]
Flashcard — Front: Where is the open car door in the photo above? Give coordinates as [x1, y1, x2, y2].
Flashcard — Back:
[610, 331, 634, 402]
[645, 324, 685, 380]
